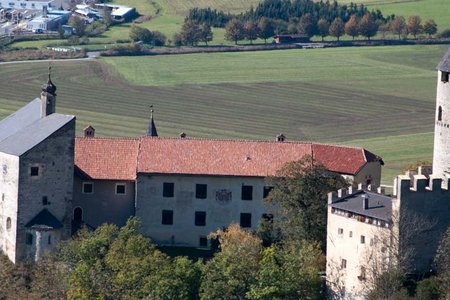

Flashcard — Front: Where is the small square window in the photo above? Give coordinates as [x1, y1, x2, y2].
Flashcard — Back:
[82, 182, 93, 194]
[241, 185, 253, 200]
[360, 235, 365, 244]
[240, 213, 252, 228]
[30, 166, 39, 176]
[199, 236, 208, 247]
[42, 196, 48, 205]
[263, 186, 273, 198]
[341, 259, 347, 269]
[195, 211, 206, 226]
[116, 183, 126, 195]
[162, 210, 173, 225]
[196, 184, 207, 199]
[26, 233, 33, 245]
[163, 182, 174, 198]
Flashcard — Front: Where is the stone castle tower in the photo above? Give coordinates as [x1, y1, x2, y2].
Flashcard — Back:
[433, 48, 450, 176]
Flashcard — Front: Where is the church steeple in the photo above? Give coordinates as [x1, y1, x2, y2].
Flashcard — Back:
[40, 65, 57, 118]
[147, 106, 158, 137]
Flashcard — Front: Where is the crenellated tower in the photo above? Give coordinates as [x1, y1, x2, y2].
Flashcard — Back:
[433, 48, 450, 176]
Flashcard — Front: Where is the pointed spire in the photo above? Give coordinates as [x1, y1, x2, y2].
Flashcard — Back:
[147, 105, 158, 137]
[42, 63, 57, 96]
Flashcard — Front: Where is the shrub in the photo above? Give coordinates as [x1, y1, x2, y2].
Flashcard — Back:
[438, 29, 450, 38]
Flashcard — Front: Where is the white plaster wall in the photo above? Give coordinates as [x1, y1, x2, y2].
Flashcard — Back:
[433, 71, 450, 176]
[136, 174, 275, 247]
[0, 153, 19, 263]
[326, 208, 391, 299]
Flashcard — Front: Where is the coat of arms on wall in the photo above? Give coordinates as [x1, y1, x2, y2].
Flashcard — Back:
[215, 189, 232, 204]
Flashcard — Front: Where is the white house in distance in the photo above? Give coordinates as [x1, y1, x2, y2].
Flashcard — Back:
[0, 0, 54, 10]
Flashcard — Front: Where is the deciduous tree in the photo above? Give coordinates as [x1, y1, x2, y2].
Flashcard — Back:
[244, 21, 259, 44]
[257, 17, 275, 44]
[329, 17, 345, 41]
[266, 155, 347, 247]
[180, 19, 201, 46]
[390, 16, 406, 40]
[317, 18, 329, 42]
[407, 15, 421, 38]
[199, 22, 213, 45]
[423, 18, 437, 37]
[297, 13, 316, 37]
[359, 12, 378, 40]
[345, 15, 359, 40]
[68, 16, 85, 37]
[225, 18, 245, 45]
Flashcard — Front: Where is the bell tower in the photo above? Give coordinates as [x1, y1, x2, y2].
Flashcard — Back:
[40, 65, 57, 118]
[433, 48, 450, 176]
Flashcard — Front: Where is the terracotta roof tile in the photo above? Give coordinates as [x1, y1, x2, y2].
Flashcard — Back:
[75, 137, 139, 180]
[74, 137, 382, 180]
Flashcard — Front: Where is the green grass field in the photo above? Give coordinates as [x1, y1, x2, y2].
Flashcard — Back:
[0, 45, 447, 184]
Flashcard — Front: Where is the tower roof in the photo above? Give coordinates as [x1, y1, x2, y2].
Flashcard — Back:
[41, 65, 57, 96]
[147, 108, 158, 137]
[437, 47, 450, 72]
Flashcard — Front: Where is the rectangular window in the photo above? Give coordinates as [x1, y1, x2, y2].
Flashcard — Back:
[263, 186, 273, 198]
[338, 228, 343, 235]
[341, 259, 347, 269]
[30, 166, 39, 176]
[196, 184, 207, 199]
[359, 266, 366, 280]
[241, 185, 253, 200]
[349, 231, 353, 238]
[162, 210, 173, 225]
[115, 183, 126, 195]
[442, 71, 449, 83]
[360, 235, 365, 244]
[199, 236, 208, 248]
[26, 233, 33, 245]
[163, 182, 174, 198]
[195, 211, 206, 226]
[42, 196, 48, 206]
[240, 213, 252, 228]
[82, 182, 93, 194]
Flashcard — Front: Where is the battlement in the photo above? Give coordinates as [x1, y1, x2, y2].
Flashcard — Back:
[393, 174, 450, 196]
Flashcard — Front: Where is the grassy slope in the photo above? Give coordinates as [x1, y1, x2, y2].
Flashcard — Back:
[0, 45, 446, 184]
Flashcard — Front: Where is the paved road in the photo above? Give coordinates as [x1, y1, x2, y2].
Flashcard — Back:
[0, 51, 99, 65]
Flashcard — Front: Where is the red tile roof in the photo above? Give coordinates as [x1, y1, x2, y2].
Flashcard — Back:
[75, 137, 382, 180]
[75, 137, 140, 180]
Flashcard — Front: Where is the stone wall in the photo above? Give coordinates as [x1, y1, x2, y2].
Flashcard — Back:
[433, 71, 450, 176]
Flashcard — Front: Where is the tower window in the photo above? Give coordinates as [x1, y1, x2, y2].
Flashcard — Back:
[439, 106, 443, 121]
[73, 207, 83, 222]
[199, 236, 208, 247]
[82, 182, 93, 194]
[6, 217, 11, 230]
[30, 166, 39, 177]
[195, 211, 206, 226]
[26, 233, 33, 245]
[42, 196, 48, 205]
[48, 235, 52, 245]
[442, 71, 449, 83]
[115, 183, 126, 195]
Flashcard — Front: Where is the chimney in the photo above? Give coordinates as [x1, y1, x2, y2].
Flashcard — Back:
[362, 194, 369, 210]
[180, 132, 186, 139]
[276, 133, 286, 142]
[84, 126, 95, 138]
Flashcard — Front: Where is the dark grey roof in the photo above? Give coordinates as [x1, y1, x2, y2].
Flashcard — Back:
[331, 190, 392, 222]
[0, 113, 74, 156]
[0, 98, 41, 143]
[25, 209, 63, 230]
[437, 48, 450, 72]
[147, 114, 158, 137]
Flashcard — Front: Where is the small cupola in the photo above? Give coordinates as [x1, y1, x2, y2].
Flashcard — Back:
[147, 106, 158, 137]
[276, 133, 286, 142]
[180, 132, 187, 139]
[40, 65, 57, 118]
[84, 125, 95, 138]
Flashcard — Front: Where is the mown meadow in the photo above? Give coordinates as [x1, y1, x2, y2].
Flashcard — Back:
[0, 45, 447, 183]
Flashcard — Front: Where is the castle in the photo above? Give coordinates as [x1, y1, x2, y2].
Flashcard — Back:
[0, 69, 383, 263]
[326, 47, 450, 299]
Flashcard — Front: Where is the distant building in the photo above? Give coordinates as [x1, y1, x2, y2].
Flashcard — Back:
[94, 3, 136, 21]
[26, 10, 70, 32]
[0, 0, 53, 10]
[274, 34, 310, 44]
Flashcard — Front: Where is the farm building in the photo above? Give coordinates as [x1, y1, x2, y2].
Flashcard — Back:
[274, 34, 310, 44]
[26, 9, 70, 32]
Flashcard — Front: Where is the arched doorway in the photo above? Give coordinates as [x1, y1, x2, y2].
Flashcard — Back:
[73, 207, 83, 222]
